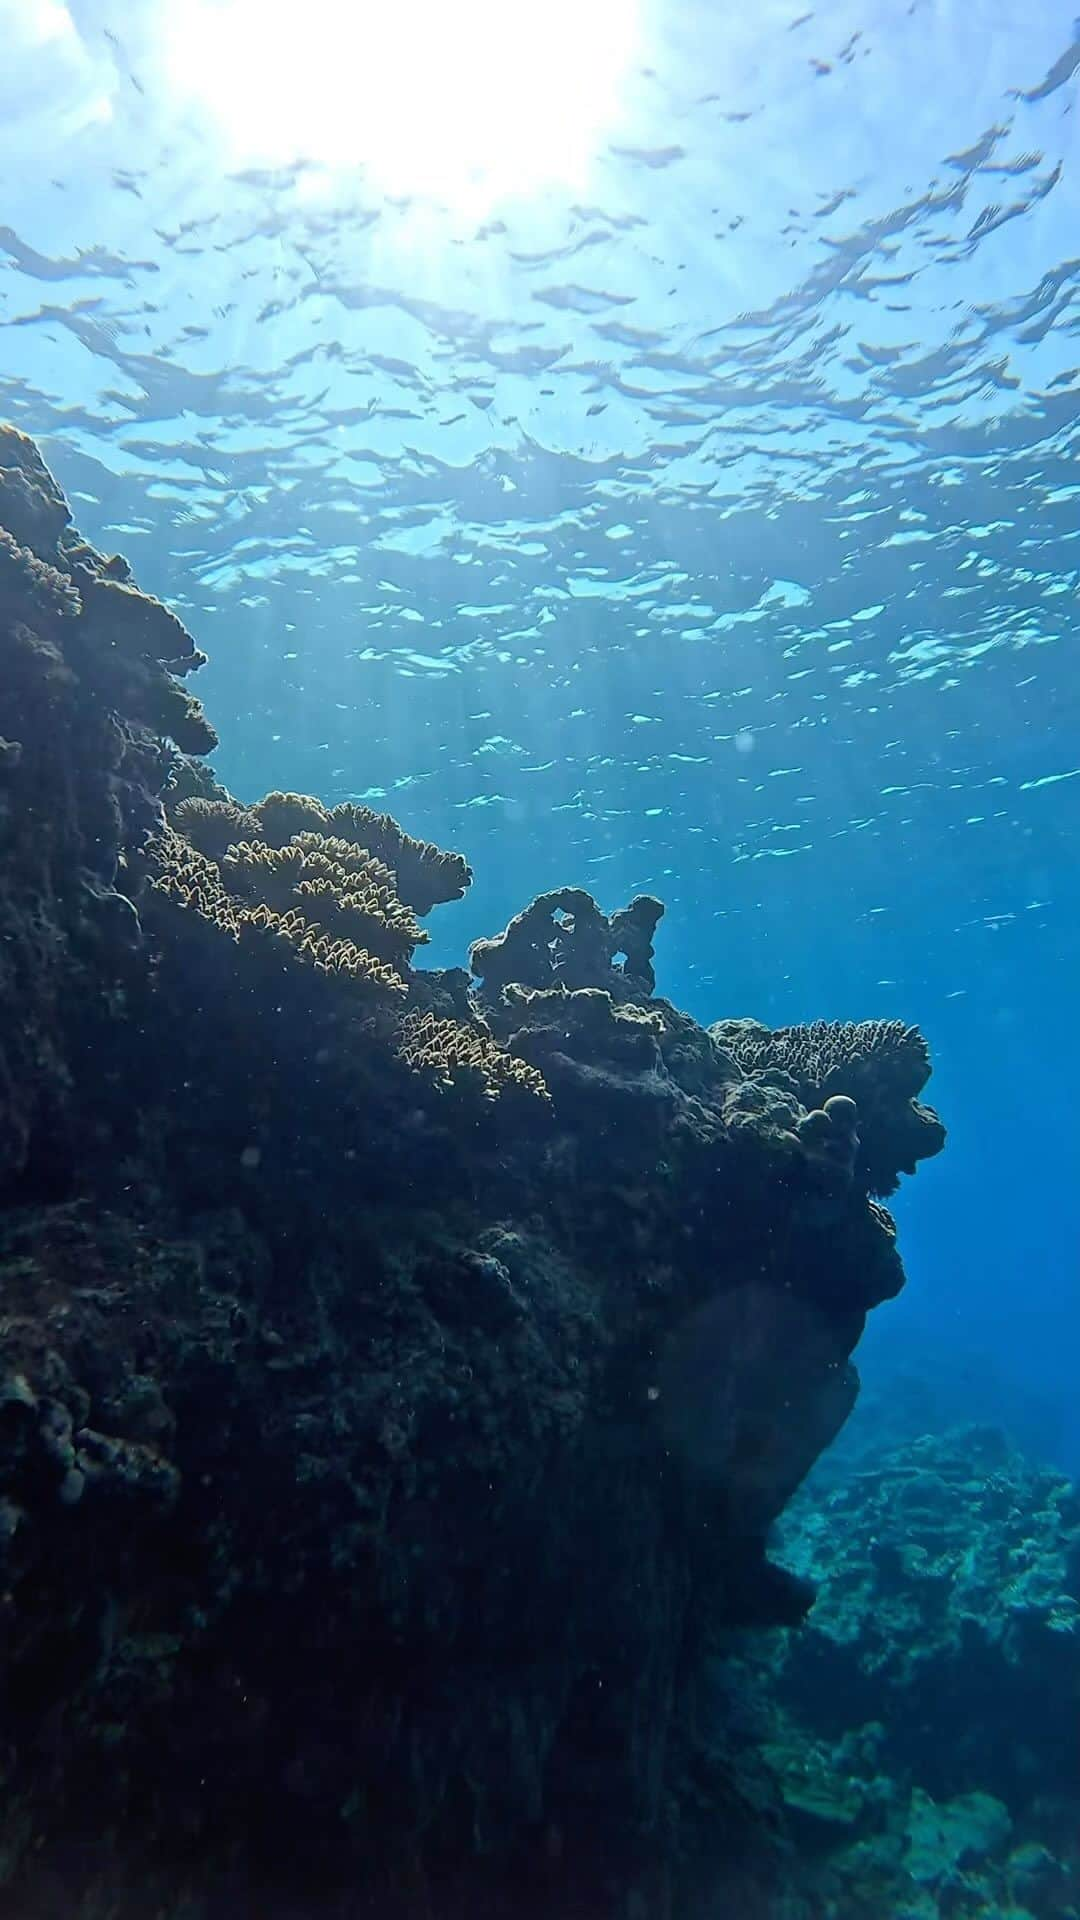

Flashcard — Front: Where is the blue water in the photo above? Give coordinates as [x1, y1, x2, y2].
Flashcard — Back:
[2, 1, 1078, 1466]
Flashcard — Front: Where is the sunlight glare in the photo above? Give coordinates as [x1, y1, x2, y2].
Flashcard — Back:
[162, 0, 640, 207]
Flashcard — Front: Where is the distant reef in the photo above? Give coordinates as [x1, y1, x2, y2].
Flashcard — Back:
[730, 1424, 1080, 1919]
[0, 425, 946, 1918]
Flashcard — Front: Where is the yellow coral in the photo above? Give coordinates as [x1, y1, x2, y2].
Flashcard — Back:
[223, 834, 424, 960]
[290, 832, 397, 890]
[156, 790, 475, 1012]
[222, 841, 305, 900]
[146, 830, 240, 932]
[396, 1009, 550, 1104]
[325, 802, 471, 914]
[146, 827, 407, 998]
[253, 790, 330, 847]
[236, 909, 407, 995]
[173, 797, 262, 861]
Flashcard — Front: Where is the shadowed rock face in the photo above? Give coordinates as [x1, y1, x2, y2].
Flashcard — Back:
[0, 428, 945, 1920]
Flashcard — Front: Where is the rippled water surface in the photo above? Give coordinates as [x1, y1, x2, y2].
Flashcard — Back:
[2, 0, 1078, 1443]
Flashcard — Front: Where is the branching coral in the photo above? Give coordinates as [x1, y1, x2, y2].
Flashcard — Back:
[711, 1017, 946, 1195]
[220, 841, 308, 899]
[222, 836, 425, 962]
[149, 813, 547, 1087]
[324, 802, 472, 915]
[172, 797, 263, 863]
[711, 1016, 928, 1102]
[148, 828, 239, 931]
[243, 794, 470, 915]
[241, 912, 408, 993]
[396, 1008, 550, 1104]
[252, 790, 333, 847]
[154, 797, 543, 1091]
[147, 825, 409, 997]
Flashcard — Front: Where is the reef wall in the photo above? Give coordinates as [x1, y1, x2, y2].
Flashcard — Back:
[0, 427, 946, 1918]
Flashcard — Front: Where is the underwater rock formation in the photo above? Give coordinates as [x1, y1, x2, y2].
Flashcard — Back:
[771, 1425, 1080, 1810]
[732, 1424, 1080, 1918]
[0, 431, 947, 1919]
[470, 885, 664, 997]
[0, 427, 215, 1199]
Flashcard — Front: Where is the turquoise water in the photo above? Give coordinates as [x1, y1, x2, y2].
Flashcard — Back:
[2, 0, 1078, 1463]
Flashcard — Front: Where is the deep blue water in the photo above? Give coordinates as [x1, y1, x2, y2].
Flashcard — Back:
[3, 0, 1078, 1467]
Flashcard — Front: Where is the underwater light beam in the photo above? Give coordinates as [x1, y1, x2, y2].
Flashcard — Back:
[162, 0, 640, 207]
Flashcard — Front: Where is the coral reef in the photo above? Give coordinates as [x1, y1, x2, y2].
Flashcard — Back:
[729, 1424, 1080, 1918]
[148, 797, 542, 1095]
[147, 822, 412, 996]
[771, 1425, 1080, 1812]
[171, 794, 262, 860]
[0, 432, 949, 1920]
[327, 799, 472, 913]
[252, 789, 472, 913]
[710, 1016, 947, 1195]
[0, 425, 73, 553]
[156, 788, 463, 978]
[0, 425, 215, 1198]
[396, 1008, 551, 1104]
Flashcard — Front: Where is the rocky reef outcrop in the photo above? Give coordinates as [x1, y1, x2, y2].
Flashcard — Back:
[0, 427, 947, 1919]
[732, 1424, 1080, 1919]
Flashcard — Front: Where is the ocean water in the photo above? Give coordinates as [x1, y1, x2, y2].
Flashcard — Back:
[2, 2, 1079, 1905]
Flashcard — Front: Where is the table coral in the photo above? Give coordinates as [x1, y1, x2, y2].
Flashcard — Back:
[172, 794, 263, 860]
[711, 1015, 946, 1194]
[152, 792, 546, 1098]
[326, 799, 472, 913]
[249, 791, 472, 915]
[147, 823, 412, 997]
